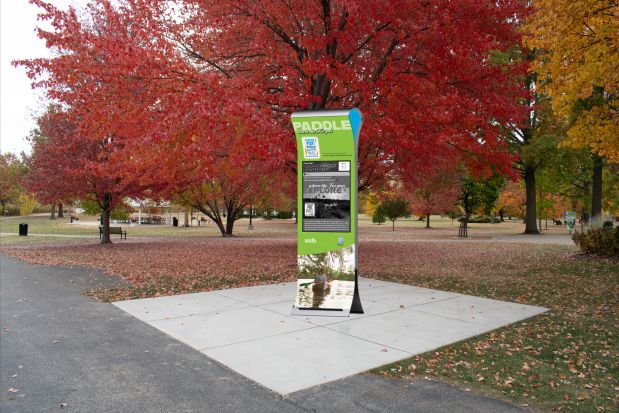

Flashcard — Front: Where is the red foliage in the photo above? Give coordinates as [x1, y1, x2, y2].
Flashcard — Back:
[26, 109, 160, 241]
[17, 0, 528, 233]
[408, 180, 460, 222]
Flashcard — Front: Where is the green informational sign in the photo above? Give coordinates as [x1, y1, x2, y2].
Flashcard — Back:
[290, 109, 363, 317]
[565, 211, 577, 233]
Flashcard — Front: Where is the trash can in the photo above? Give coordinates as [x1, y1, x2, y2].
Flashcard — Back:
[172, 217, 178, 227]
[19, 223, 28, 236]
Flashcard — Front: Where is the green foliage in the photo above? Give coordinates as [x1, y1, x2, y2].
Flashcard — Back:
[603, 166, 619, 214]
[276, 210, 294, 219]
[0, 153, 27, 214]
[459, 175, 504, 218]
[110, 205, 131, 221]
[376, 198, 410, 229]
[480, 177, 505, 216]
[79, 199, 102, 216]
[573, 227, 619, 256]
[372, 209, 386, 224]
[18, 193, 37, 216]
[459, 215, 498, 224]
[79, 199, 132, 220]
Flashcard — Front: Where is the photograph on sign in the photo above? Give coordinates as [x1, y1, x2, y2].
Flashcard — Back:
[294, 245, 355, 310]
[302, 161, 351, 233]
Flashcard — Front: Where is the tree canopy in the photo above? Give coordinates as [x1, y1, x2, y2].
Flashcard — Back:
[524, 0, 619, 162]
[16, 0, 529, 238]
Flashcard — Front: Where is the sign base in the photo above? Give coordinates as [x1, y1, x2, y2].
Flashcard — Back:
[290, 307, 350, 317]
[349, 271, 364, 314]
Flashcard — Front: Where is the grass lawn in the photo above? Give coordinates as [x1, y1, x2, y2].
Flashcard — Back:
[1, 213, 570, 240]
[0, 215, 614, 411]
[1, 214, 317, 240]
[372, 248, 618, 412]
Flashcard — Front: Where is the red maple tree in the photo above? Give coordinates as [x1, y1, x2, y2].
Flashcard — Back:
[18, 0, 528, 237]
[27, 109, 159, 243]
[407, 169, 460, 228]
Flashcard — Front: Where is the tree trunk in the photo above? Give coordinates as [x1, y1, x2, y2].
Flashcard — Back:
[100, 208, 112, 244]
[391, 220, 395, 231]
[459, 215, 469, 238]
[537, 187, 543, 232]
[212, 216, 226, 236]
[523, 165, 539, 234]
[591, 155, 603, 221]
[100, 193, 113, 244]
[57, 202, 64, 218]
[425, 214, 430, 228]
[224, 207, 235, 237]
[538, 213, 542, 232]
[183, 209, 190, 227]
[582, 181, 591, 223]
[50, 203, 57, 220]
[193, 203, 228, 237]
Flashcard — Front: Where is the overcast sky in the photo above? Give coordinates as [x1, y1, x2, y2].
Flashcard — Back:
[1, 0, 73, 156]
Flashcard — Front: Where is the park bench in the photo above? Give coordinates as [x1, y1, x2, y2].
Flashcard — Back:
[99, 226, 127, 240]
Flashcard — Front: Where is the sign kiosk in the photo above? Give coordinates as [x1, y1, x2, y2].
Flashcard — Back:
[565, 211, 577, 234]
[290, 109, 363, 317]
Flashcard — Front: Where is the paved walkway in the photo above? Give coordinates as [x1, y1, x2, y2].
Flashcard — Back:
[490, 233, 573, 245]
[0, 254, 530, 412]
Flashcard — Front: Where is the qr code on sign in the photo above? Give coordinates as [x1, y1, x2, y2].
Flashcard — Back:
[302, 137, 320, 159]
[304, 203, 315, 217]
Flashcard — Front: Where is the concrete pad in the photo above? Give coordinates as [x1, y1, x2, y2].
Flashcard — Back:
[203, 327, 410, 395]
[114, 291, 245, 321]
[149, 306, 310, 349]
[113, 277, 547, 395]
[413, 295, 546, 327]
[259, 298, 397, 326]
[363, 284, 461, 308]
[325, 309, 493, 354]
[215, 282, 294, 305]
[356, 277, 400, 290]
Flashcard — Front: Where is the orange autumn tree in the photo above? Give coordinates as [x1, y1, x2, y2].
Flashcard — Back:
[524, 0, 618, 163]
[524, 1, 618, 220]
[496, 180, 526, 220]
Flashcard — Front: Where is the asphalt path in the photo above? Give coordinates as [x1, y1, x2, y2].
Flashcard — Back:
[0, 254, 528, 413]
